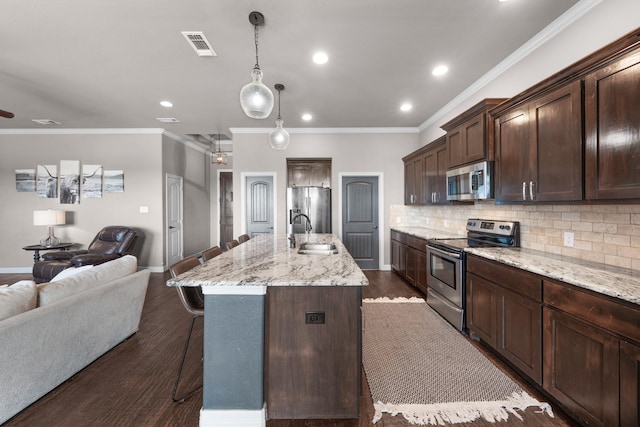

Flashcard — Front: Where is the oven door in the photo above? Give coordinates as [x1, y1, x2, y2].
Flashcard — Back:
[426, 245, 465, 330]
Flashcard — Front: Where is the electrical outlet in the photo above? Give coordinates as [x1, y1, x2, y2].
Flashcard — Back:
[563, 231, 574, 247]
[305, 311, 325, 324]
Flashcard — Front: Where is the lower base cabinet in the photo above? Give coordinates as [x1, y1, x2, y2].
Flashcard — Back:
[543, 307, 619, 427]
[265, 286, 361, 419]
[391, 231, 427, 293]
[620, 340, 640, 427]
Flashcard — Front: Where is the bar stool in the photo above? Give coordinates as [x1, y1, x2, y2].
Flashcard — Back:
[169, 255, 204, 402]
[201, 245, 222, 261]
[225, 240, 239, 251]
[237, 234, 250, 244]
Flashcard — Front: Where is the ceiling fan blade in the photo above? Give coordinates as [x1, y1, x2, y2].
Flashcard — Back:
[0, 109, 15, 118]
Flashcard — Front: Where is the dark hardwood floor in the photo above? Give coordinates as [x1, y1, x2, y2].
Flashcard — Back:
[1, 271, 579, 427]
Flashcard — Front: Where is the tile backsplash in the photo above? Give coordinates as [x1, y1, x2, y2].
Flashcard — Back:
[391, 202, 640, 270]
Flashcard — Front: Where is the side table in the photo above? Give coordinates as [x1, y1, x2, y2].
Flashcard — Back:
[22, 243, 75, 265]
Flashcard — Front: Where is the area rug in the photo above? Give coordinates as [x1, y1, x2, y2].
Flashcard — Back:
[362, 297, 553, 425]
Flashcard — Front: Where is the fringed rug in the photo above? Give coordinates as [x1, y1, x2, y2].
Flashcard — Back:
[362, 297, 553, 425]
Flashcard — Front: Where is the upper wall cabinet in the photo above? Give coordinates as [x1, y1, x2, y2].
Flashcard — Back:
[585, 48, 640, 200]
[441, 99, 506, 169]
[403, 136, 449, 206]
[287, 159, 332, 188]
[494, 81, 583, 202]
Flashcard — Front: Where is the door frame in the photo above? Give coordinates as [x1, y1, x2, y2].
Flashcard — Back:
[338, 172, 384, 270]
[216, 168, 233, 247]
[241, 172, 278, 236]
[165, 173, 184, 271]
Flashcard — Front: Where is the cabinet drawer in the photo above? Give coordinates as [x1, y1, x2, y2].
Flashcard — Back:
[391, 230, 406, 243]
[544, 280, 640, 344]
[406, 235, 427, 252]
[467, 255, 542, 302]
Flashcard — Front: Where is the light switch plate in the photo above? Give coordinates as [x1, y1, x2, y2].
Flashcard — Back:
[563, 231, 574, 247]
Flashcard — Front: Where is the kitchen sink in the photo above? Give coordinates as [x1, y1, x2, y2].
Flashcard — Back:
[297, 242, 338, 255]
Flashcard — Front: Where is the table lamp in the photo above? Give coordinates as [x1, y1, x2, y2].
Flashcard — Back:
[33, 210, 65, 247]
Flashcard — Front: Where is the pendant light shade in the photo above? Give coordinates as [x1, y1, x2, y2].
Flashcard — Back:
[269, 83, 290, 150]
[210, 135, 228, 165]
[239, 12, 274, 119]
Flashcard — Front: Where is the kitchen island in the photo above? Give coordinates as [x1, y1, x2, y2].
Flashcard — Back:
[167, 234, 368, 427]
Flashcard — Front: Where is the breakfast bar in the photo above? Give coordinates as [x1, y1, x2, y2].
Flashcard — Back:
[166, 234, 368, 427]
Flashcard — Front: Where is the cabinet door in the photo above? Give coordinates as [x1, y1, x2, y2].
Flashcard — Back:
[543, 307, 619, 427]
[447, 112, 485, 168]
[412, 156, 424, 204]
[495, 108, 530, 201]
[423, 149, 437, 204]
[497, 287, 542, 385]
[405, 246, 418, 286]
[434, 143, 448, 204]
[404, 159, 415, 205]
[585, 49, 640, 200]
[447, 126, 463, 168]
[391, 238, 401, 272]
[415, 250, 427, 294]
[620, 340, 640, 427]
[466, 273, 498, 347]
[530, 80, 583, 201]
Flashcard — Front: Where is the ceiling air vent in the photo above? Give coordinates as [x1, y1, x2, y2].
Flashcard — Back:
[32, 119, 61, 125]
[182, 31, 216, 57]
[156, 118, 181, 123]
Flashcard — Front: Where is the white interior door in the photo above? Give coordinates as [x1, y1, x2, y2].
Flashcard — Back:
[166, 174, 184, 269]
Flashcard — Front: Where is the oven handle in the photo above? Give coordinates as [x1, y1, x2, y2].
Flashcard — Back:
[427, 245, 461, 259]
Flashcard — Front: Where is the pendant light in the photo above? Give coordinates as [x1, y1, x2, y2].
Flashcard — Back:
[269, 83, 290, 150]
[239, 11, 274, 119]
[211, 135, 228, 165]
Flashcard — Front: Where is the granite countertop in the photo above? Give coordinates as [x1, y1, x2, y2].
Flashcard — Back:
[391, 226, 462, 240]
[166, 233, 368, 288]
[465, 247, 640, 306]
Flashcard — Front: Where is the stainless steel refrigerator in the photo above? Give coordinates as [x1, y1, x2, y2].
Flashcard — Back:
[287, 187, 332, 234]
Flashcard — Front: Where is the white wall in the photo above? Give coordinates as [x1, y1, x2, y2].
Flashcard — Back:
[231, 131, 419, 266]
[0, 131, 163, 270]
[419, 0, 640, 143]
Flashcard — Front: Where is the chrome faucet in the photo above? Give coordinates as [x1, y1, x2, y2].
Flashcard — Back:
[289, 213, 312, 248]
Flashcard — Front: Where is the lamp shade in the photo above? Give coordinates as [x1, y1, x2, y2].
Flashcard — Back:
[269, 118, 290, 150]
[33, 210, 65, 226]
[239, 68, 274, 119]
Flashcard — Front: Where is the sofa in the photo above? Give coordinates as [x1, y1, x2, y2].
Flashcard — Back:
[0, 255, 150, 424]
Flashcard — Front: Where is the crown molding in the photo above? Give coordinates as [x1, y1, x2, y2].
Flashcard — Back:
[230, 127, 419, 135]
[0, 128, 167, 135]
[418, 0, 603, 132]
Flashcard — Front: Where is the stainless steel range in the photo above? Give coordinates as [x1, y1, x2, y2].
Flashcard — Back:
[426, 219, 520, 331]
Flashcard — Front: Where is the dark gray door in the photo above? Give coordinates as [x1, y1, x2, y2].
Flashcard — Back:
[342, 176, 379, 269]
[246, 176, 274, 237]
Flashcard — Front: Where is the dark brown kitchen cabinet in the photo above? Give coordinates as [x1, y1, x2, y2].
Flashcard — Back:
[585, 48, 640, 200]
[543, 279, 640, 427]
[441, 99, 505, 169]
[403, 153, 423, 205]
[403, 137, 448, 206]
[494, 80, 583, 202]
[543, 307, 619, 427]
[287, 159, 331, 188]
[390, 231, 427, 293]
[620, 340, 640, 427]
[265, 286, 361, 419]
[466, 255, 543, 384]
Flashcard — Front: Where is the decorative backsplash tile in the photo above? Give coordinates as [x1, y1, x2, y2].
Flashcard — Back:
[391, 202, 640, 270]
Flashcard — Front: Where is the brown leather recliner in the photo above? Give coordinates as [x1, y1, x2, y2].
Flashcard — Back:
[32, 226, 137, 283]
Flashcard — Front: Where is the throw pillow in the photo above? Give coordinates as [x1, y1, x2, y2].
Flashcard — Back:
[50, 265, 94, 282]
[0, 280, 37, 321]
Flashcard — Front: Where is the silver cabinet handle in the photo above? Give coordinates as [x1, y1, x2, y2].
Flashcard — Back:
[522, 181, 527, 200]
[529, 181, 535, 200]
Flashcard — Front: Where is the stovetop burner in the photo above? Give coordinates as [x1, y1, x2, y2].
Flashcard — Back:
[427, 219, 520, 252]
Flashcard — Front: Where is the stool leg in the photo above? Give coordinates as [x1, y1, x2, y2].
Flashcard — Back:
[172, 315, 203, 403]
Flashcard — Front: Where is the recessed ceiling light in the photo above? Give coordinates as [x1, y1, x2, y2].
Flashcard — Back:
[160, 101, 173, 108]
[302, 113, 313, 121]
[432, 65, 449, 76]
[312, 52, 329, 65]
[400, 103, 413, 112]
[156, 117, 181, 123]
[32, 119, 61, 125]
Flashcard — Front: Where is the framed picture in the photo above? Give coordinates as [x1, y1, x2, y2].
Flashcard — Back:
[82, 164, 103, 198]
[15, 169, 36, 192]
[59, 160, 81, 204]
[104, 170, 124, 193]
[36, 164, 58, 198]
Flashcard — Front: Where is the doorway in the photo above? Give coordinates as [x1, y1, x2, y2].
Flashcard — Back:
[244, 174, 275, 237]
[219, 171, 234, 247]
[341, 175, 380, 270]
[166, 174, 183, 269]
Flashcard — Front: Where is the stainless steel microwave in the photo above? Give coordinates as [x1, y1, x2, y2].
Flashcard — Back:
[446, 161, 493, 201]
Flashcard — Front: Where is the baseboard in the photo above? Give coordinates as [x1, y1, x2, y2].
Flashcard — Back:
[139, 266, 165, 273]
[199, 407, 266, 427]
[380, 263, 391, 271]
[0, 267, 32, 273]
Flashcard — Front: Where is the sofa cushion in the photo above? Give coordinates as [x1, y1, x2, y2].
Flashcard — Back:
[0, 281, 37, 321]
[37, 255, 137, 307]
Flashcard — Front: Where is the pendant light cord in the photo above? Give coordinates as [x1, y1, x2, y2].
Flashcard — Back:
[276, 87, 282, 120]
[254, 24, 260, 69]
